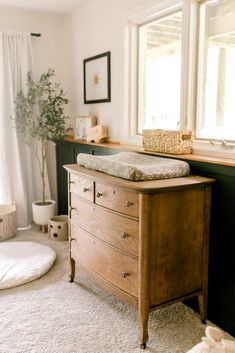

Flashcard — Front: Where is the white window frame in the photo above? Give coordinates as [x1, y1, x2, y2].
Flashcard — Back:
[121, 0, 182, 145]
[193, 0, 235, 159]
[122, 0, 235, 159]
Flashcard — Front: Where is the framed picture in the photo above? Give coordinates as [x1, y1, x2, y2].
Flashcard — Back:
[83, 51, 111, 104]
[74, 116, 97, 140]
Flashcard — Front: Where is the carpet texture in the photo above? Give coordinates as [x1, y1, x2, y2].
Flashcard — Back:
[0, 227, 233, 353]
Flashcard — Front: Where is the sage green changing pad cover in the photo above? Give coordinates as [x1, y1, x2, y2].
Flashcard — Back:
[77, 152, 190, 181]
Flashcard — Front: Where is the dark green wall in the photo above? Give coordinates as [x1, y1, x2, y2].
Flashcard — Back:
[185, 161, 235, 335]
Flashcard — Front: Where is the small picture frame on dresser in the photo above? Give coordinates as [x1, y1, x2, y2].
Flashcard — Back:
[74, 116, 97, 140]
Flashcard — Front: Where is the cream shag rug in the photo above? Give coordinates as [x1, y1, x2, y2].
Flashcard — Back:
[0, 227, 233, 353]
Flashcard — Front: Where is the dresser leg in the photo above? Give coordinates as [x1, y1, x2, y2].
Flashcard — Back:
[198, 293, 207, 324]
[69, 257, 75, 282]
[138, 194, 150, 349]
[138, 310, 149, 349]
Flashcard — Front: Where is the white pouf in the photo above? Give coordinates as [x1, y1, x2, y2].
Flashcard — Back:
[0, 241, 56, 289]
[186, 326, 235, 353]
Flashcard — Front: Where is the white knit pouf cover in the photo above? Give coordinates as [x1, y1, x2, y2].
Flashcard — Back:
[186, 326, 235, 353]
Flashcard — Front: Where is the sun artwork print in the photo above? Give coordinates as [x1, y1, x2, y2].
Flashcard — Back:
[92, 71, 102, 88]
[84, 52, 110, 103]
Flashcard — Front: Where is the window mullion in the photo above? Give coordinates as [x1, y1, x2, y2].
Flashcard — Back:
[196, 1, 208, 136]
[180, 0, 199, 131]
[137, 27, 147, 134]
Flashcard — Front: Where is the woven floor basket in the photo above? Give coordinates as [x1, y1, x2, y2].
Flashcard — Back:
[0, 203, 17, 241]
[143, 129, 193, 155]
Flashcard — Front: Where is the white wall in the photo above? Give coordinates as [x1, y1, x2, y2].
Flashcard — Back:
[0, 0, 148, 207]
[0, 8, 69, 88]
[0, 7, 69, 203]
[66, 0, 145, 142]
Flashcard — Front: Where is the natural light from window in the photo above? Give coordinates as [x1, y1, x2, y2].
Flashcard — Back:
[138, 11, 182, 134]
[197, 0, 235, 142]
[126, 0, 235, 156]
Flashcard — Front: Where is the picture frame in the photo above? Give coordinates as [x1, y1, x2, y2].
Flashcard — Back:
[83, 51, 111, 104]
[74, 116, 97, 140]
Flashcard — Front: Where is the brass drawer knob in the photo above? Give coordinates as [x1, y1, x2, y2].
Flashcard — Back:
[69, 206, 76, 212]
[126, 200, 134, 207]
[83, 187, 89, 193]
[96, 192, 103, 198]
[121, 271, 129, 278]
[122, 232, 129, 239]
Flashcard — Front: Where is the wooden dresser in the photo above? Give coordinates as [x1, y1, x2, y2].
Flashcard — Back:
[64, 164, 214, 349]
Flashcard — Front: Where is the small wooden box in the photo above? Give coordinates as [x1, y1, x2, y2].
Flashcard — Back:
[86, 125, 108, 143]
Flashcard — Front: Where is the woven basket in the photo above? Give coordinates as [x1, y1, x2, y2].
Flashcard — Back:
[142, 129, 193, 155]
[0, 203, 17, 241]
[48, 215, 68, 241]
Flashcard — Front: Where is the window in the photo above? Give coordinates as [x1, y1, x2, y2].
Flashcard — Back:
[124, 0, 235, 157]
[138, 11, 183, 133]
[197, 0, 235, 142]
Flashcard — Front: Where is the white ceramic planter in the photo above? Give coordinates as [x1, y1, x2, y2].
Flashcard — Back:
[32, 200, 56, 226]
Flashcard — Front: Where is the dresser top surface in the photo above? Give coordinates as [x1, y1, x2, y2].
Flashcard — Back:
[64, 164, 214, 193]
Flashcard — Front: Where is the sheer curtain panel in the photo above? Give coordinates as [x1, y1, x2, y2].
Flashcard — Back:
[0, 31, 42, 228]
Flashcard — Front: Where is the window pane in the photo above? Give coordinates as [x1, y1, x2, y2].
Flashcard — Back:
[197, 0, 235, 141]
[138, 11, 182, 133]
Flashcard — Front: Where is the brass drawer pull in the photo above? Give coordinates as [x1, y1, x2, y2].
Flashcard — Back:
[69, 180, 75, 184]
[96, 192, 103, 198]
[83, 187, 89, 193]
[121, 271, 129, 278]
[122, 232, 129, 239]
[126, 200, 134, 207]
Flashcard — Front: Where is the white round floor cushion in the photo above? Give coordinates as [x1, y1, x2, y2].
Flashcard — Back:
[0, 242, 56, 289]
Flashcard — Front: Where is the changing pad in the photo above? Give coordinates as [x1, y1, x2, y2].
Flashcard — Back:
[77, 151, 190, 181]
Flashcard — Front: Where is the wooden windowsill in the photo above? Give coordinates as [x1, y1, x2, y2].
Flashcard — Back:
[64, 136, 235, 168]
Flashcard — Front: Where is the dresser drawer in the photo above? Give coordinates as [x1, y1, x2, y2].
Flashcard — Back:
[95, 182, 139, 218]
[70, 195, 139, 257]
[69, 174, 93, 202]
[71, 224, 138, 297]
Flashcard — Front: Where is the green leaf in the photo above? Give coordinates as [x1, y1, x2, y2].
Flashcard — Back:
[13, 68, 71, 203]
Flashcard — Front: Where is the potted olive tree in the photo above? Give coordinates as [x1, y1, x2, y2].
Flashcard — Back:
[14, 68, 70, 230]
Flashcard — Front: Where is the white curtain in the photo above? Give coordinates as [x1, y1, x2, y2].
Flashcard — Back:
[0, 31, 43, 228]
